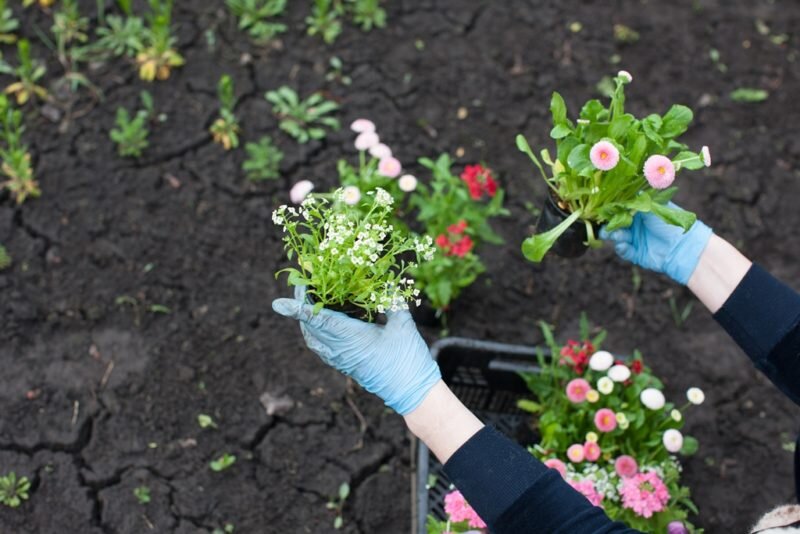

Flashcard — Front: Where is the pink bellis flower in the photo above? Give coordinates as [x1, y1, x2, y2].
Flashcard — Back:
[644, 155, 676, 189]
[289, 180, 314, 204]
[567, 443, 585, 463]
[350, 118, 376, 133]
[614, 455, 638, 478]
[544, 458, 568, 478]
[378, 157, 402, 178]
[590, 140, 620, 171]
[568, 479, 603, 507]
[369, 143, 392, 159]
[355, 131, 380, 151]
[584, 441, 601, 462]
[594, 408, 617, 433]
[566, 378, 591, 403]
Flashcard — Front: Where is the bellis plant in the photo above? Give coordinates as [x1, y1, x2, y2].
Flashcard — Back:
[519, 317, 703, 532]
[273, 187, 434, 321]
[516, 71, 712, 261]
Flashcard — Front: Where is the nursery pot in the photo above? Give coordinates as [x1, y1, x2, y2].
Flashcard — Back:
[536, 195, 591, 258]
[307, 292, 371, 322]
[410, 299, 443, 328]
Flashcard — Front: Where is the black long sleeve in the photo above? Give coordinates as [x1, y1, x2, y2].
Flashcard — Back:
[714, 264, 800, 406]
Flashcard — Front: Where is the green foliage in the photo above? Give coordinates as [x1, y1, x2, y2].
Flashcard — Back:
[51, 0, 96, 94]
[0, 243, 10, 270]
[211, 524, 235, 534]
[197, 414, 217, 429]
[349, 0, 386, 31]
[210, 75, 240, 150]
[0, 39, 48, 105]
[0, 0, 19, 44]
[265, 86, 340, 143]
[0, 472, 30, 508]
[95, 15, 147, 58]
[133, 485, 151, 505]
[306, 0, 344, 44]
[209, 453, 236, 472]
[517, 72, 708, 262]
[612, 23, 639, 44]
[669, 295, 694, 328]
[325, 482, 350, 530]
[325, 56, 351, 86]
[110, 91, 153, 158]
[730, 87, 769, 102]
[226, 0, 287, 44]
[426, 514, 474, 533]
[0, 94, 39, 204]
[243, 136, 283, 181]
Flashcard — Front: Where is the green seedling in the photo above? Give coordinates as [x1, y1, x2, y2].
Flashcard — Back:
[325, 482, 349, 530]
[0, 0, 19, 44]
[210, 453, 236, 472]
[95, 15, 146, 58]
[0, 94, 39, 204]
[325, 56, 351, 86]
[0, 244, 10, 270]
[0, 472, 30, 508]
[730, 88, 769, 103]
[669, 296, 693, 329]
[210, 74, 240, 150]
[243, 136, 283, 181]
[613, 23, 639, 44]
[133, 485, 151, 505]
[265, 86, 339, 143]
[0, 39, 47, 105]
[212, 524, 235, 534]
[227, 0, 287, 44]
[51, 0, 96, 93]
[349, 0, 385, 31]
[306, 0, 344, 44]
[136, 0, 184, 81]
[197, 414, 217, 429]
[110, 92, 153, 158]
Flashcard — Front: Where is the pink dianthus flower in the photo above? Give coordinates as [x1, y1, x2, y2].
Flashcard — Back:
[566, 378, 591, 403]
[443, 490, 487, 529]
[619, 471, 670, 518]
[643, 155, 676, 189]
[568, 479, 604, 507]
[590, 140, 620, 171]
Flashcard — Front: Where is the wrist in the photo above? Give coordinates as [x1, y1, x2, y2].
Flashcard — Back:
[687, 234, 752, 313]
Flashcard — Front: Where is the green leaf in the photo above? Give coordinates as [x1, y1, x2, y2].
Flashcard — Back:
[579, 99, 605, 122]
[517, 399, 542, 413]
[333, 516, 343, 529]
[680, 435, 699, 456]
[660, 105, 693, 138]
[672, 151, 705, 171]
[521, 209, 582, 262]
[515, 134, 548, 180]
[338, 482, 350, 500]
[566, 144, 591, 173]
[549, 124, 571, 139]
[651, 202, 697, 231]
[608, 114, 634, 139]
[550, 91, 567, 124]
[730, 88, 769, 102]
[605, 211, 633, 232]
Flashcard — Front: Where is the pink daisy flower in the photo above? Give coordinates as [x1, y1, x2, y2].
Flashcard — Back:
[544, 458, 567, 478]
[289, 180, 314, 204]
[589, 140, 620, 171]
[350, 118, 376, 133]
[369, 143, 392, 159]
[378, 157, 402, 178]
[614, 455, 638, 478]
[619, 471, 670, 518]
[567, 443, 585, 463]
[643, 155, 675, 189]
[355, 131, 380, 151]
[566, 378, 591, 403]
[568, 479, 603, 507]
[443, 490, 487, 529]
[583, 441, 601, 462]
[594, 408, 617, 433]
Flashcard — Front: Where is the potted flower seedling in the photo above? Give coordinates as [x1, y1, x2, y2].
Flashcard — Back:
[272, 187, 435, 321]
[516, 71, 712, 261]
[518, 316, 704, 532]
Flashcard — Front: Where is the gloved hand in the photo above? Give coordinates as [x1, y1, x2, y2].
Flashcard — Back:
[271, 286, 441, 415]
[599, 204, 713, 285]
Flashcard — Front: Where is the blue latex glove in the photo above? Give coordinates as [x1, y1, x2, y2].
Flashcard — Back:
[271, 286, 441, 415]
[599, 205, 713, 285]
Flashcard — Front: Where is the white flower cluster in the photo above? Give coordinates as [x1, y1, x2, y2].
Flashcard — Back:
[369, 187, 394, 208]
[413, 234, 435, 261]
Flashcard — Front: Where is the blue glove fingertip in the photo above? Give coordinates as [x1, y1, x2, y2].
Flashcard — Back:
[272, 298, 301, 318]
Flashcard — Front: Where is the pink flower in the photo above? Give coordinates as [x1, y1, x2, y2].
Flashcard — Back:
[443, 490, 487, 529]
[369, 143, 392, 159]
[568, 479, 603, 507]
[567, 443, 585, 463]
[350, 118, 376, 133]
[355, 131, 380, 151]
[590, 140, 620, 171]
[289, 180, 314, 204]
[566, 378, 591, 403]
[619, 471, 670, 518]
[614, 455, 638, 478]
[544, 458, 567, 478]
[378, 157, 402, 178]
[594, 408, 617, 433]
[583, 441, 601, 462]
[643, 155, 676, 189]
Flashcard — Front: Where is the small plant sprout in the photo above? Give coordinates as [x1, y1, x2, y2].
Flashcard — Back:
[325, 56, 351, 86]
[0, 472, 31, 508]
[0, 0, 19, 44]
[0, 39, 48, 105]
[273, 188, 435, 321]
[210, 75, 240, 150]
[349, 0, 386, 31]
[136, 0, 184, 81]
[51, 0, 96, 94]
[226, 0, 287, 44]
[0, 243, 10, 270]
[306, 0, 344, 44]
[243, 136, 283, 181]
[265, 86, 340, 143]
[210, 453, 236, 472]
[730, 88, 769, 103]
[94, 12, 147, 59]
[326, 482, 350, 530]
[0, 95, 39, 204]
[211, 524, 235, 534]
[197, 413, 217, 429]
[110, 92, 153, 158]
[133, 485, 151, 505]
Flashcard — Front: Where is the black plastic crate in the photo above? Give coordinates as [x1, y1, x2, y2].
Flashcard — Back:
[412, 337, 548, 534]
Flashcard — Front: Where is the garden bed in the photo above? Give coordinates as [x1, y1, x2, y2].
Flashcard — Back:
[1, 1, 799, 532]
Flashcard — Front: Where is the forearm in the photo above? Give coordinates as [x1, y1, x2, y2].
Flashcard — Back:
[687, 234, 752, 313]
[403, 380, 484, 463]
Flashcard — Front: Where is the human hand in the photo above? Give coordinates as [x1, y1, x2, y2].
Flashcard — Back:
[271, 286, 441, 415]
[599, 204, 713, 285]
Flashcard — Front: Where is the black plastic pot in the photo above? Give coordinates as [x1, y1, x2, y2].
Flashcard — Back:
[536, 195, 591, 258]
[307, 293, 371, 322]
[410, 299, 442, 328]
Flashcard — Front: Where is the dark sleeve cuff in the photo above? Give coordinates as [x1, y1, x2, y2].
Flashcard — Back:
[443, 426, 638, 533]
[714, 264, 800, 405]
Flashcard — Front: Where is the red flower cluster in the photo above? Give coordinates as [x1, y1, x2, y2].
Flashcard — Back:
[461, 164, 498, 200]
[435, 220, 474, 258]
[560, 339, 596, 375]
[630, 359, 643, 375]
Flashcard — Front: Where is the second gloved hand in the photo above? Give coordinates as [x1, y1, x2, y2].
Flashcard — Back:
[600, 204, 713, 285]
[272, 286, 441, 416]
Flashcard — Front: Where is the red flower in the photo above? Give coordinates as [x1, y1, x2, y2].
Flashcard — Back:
[448, 220, 468, 235]
[485, 175, 498, 197]
[450, 235, 474, 257]
[460, 164, 498, 200]
[435, 234, 450, 249]
[630, 360, 643, 374]
[559, 340, 596, 375]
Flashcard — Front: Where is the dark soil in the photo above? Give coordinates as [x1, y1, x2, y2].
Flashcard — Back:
[2, 1, 800, 533]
